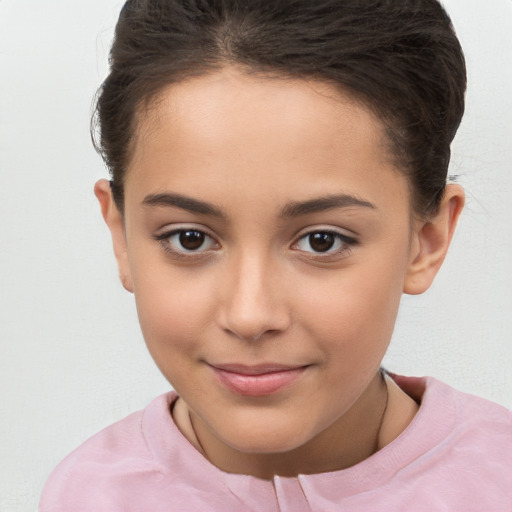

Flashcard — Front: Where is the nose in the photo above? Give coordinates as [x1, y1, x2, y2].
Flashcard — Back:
[217, 253, 291, 342]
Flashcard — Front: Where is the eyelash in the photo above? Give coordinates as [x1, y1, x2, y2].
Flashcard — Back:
[291, 230, 358, 261]
[154, 227, 358, 260]
[154, 228, 219, 259]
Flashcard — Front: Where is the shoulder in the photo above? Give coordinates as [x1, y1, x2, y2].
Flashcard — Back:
[421, 375, 512, 431]
[390, 375, 512, 509]
[434, 377, 512, 463]
[39, 392, 178, 512]
[397, 374, 512, 450]
[393, 372, 512, 426]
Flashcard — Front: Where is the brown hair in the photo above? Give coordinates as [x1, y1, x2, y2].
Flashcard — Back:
[93, 0, 466, 216]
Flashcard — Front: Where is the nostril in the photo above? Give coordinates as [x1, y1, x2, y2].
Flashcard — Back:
[223, 323, 279, 343]
[220, 306, 291, 342]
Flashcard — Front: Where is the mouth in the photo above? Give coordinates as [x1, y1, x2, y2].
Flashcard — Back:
[208, 363, 310, 396]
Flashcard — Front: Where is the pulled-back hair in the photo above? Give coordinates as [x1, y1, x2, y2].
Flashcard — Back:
[93, 0, 466, 216]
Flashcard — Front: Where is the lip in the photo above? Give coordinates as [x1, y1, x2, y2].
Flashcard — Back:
[209, 363, 309, 396]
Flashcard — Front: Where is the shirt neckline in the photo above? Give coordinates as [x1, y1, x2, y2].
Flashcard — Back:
[141, 375, 457, 498]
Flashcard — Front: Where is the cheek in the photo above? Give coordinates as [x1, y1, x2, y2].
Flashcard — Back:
[130, 260, 217, 360]
[294, 254, 407, 365]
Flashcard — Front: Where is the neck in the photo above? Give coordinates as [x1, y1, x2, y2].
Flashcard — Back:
[180, 370, 399, 480]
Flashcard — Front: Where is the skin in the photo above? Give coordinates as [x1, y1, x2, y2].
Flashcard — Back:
[95, 67, 464, 479]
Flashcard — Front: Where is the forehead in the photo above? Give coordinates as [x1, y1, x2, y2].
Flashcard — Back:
[125, 67, 409, 216]
[133, 68, 385, 161]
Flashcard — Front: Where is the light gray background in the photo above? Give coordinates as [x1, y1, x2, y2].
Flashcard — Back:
[1, 1, 511, 510]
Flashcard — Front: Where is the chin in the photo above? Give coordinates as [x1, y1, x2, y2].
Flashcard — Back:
[221, 422, 312, 455]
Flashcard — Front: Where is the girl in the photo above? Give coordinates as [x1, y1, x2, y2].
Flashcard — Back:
[40, 0, 511, 510]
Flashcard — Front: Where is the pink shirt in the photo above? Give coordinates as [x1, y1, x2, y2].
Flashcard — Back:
[40, 376, 512, 511]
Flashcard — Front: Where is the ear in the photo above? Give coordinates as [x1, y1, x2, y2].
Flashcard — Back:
[94, 179, 134, 293]
[404, 184, 465, 295]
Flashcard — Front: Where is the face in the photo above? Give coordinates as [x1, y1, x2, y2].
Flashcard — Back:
[110, 68, 422, 455]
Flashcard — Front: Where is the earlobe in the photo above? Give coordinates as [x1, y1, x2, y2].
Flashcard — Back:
[94, 179, 134, 293]
[403, 184, 465, 295]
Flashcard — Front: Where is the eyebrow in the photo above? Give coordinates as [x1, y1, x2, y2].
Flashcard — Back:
[280, 194, 376, 218]
[142, 193, 226, 218]
[142, 192, 376, 219]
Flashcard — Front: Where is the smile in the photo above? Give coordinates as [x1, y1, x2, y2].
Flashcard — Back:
[209, 363, 309, 396]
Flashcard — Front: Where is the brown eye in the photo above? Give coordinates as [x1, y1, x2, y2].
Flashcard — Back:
[179, 230, 206, 251]
[308, 232, 335, 252]
[294, 230, 357, 257]
[156, 228, 219, 255]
